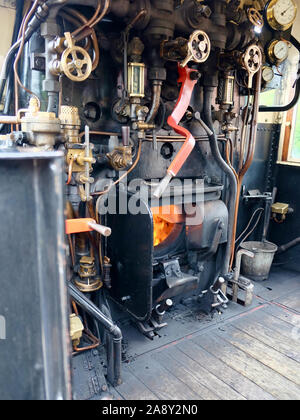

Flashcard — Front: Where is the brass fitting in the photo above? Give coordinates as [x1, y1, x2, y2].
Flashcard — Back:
[75, 256, 103, 293]
[66, 145, 96, 173]
[132, 121, 155, 131]
[70, 314, 84, 347]
[59, 106, 81, 143]
[272, 203, 289, 215]
[107, 145, 133, 171]
[20, 98, 61, 147]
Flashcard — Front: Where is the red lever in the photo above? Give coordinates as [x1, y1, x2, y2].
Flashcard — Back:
[153, 65, 198, 198]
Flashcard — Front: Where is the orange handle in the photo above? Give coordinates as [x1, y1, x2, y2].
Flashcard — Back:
[66, 218, 94, 235]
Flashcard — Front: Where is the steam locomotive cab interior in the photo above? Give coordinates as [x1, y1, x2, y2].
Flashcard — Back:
[0, 0, 299, 400]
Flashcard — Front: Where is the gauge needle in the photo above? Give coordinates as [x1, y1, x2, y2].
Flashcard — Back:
[282, 6, 293, 16]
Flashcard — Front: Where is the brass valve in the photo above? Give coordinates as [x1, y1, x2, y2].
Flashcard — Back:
[66, 145, 96, 173]
[107, 145, 133, 171]
[247, 7, 264, 29]
[75, 256, 103, 293]
[51, 32, 92, 82]
[181, 30, 211, 67]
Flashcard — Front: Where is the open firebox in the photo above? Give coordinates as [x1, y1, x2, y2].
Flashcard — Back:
[105, 181, 228, 337]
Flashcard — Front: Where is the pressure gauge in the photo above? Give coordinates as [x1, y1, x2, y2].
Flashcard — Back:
[267, 39, 290, 64]
[266, 0, 297, 31]
[262, 66, 275, 83]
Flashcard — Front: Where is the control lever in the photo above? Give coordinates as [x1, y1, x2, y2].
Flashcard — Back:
[210, 277, 229, 309]
[153, 66, 199, 198]
[66, 218, 112, 237]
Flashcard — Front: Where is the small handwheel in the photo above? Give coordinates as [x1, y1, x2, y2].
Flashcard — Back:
[242, 45, 263, 88]
[181, 30, 211, 67]
[61, 46, 92, 82]
[247, 8, 264, 29]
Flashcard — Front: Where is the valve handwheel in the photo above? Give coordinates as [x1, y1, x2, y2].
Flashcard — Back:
[242, 45, 263, 88]
[61, 32, 92, 82]
[247, 7, 264, 29]
[181, 30, 211, 67]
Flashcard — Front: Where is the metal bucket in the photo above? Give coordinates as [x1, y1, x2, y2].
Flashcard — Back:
[240, 241, 278, 281]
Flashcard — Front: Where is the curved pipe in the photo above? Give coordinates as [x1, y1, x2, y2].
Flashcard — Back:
[69, 282, 122, 386]
[146, 82, 162, 124]
[201, 87, 238, 276]
[230, 68, 262, 268]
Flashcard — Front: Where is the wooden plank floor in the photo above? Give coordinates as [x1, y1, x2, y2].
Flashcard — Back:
[115, 272, 300, 401]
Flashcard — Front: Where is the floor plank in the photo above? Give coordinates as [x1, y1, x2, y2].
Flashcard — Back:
[215, 325, 300, 386]
[261, 305, 300, 330]
[151, 351, 219, 400]
[177, 340, 275, 400]
[233, 317, 300, 363]
[153, 347, 245, 400]
[276, 289, 300, 313]
[117, 367, 159, 400]
[126, 355, 200, 400]
[192, 333, 300, 400]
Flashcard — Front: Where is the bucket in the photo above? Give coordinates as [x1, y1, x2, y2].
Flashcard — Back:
[240, 241, 278, 281]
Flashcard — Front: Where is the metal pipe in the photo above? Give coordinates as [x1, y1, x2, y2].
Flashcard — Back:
[200, 87, 238, 276]
[277, 237, 300, 254]
[68, 283, 122, 386]
[0, 116, 19, 125]
[229, 69, 262, 268]
[146, 82, 162, 123]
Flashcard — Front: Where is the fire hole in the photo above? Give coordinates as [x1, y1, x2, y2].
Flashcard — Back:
[151, 206, 183, 247]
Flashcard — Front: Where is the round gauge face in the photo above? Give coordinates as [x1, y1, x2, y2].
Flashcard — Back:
[273, 0, 297, 27]
[262, 66, 275, 82]
[273, 40, 289, 61]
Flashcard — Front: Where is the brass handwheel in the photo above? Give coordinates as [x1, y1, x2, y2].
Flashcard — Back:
[247, 7, 264, 29]
[181, 30, 211, 67]
[60, 32, 92, 82]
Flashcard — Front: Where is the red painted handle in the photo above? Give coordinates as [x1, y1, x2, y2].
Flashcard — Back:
[167, 65, 198, 176]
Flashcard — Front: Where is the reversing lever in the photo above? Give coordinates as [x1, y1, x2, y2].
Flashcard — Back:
[153, 65, 199, 198]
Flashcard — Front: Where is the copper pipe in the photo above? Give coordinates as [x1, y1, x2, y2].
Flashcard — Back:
[90, 0, 110, 28]
[146, 82, 162, 124]
[59, 11, 92, 51]
[71, 0, 102, 37]
[13, 0, 40, 117]
[64, 7, 100, 71]
[239, 68, 262, 178]
[79, 130, 120, 138]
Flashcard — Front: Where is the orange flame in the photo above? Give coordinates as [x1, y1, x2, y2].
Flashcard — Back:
[152, 215, 174, 247]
